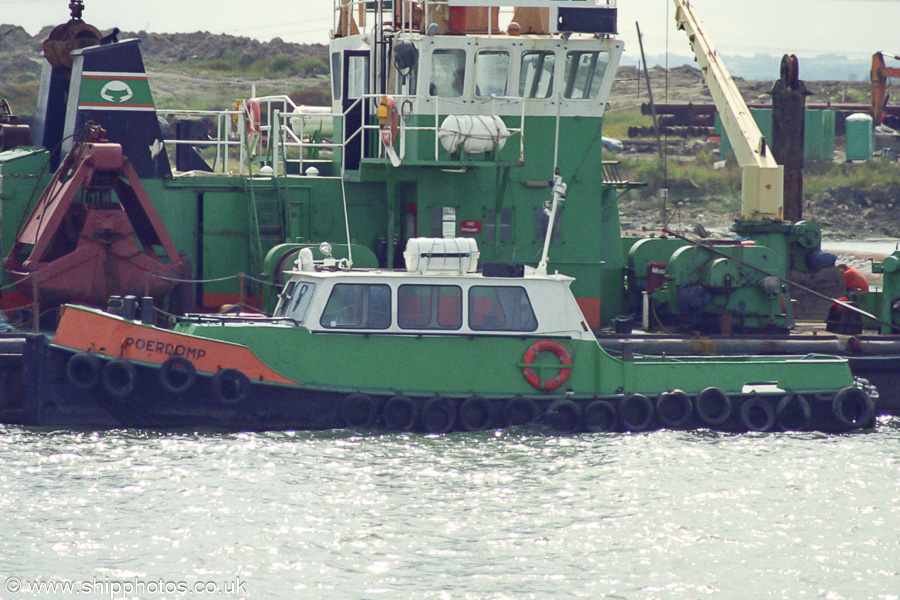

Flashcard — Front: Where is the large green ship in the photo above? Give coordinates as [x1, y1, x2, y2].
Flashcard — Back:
[0, 0, 883, 432]
[0, 0, 631, 328]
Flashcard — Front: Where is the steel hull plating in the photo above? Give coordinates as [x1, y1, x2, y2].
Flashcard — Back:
[0, 338, 873, 434]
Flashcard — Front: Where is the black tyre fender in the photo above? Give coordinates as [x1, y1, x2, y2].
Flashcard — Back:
[739, 395, 776, 432]
[655, 390, 693, 428]
[101, 358, 136, 399]
[545, 399, 582, 434]
[342, 393, 379, 428]
[620, 393, 654, 431]
[383, 395, 418, 431]
[583, 399, 617, 433]
[158, 355, 196, 395]
[421, 396, 457, 434]
[459, 396, 493, 431]
[503, 396, 538, 427]
[832, 386, 874, 430]
[66, 352, 102, 391]
[695, 387, 732, 427]
[776, 393, 812, 431]
[211, 368, 251, 407]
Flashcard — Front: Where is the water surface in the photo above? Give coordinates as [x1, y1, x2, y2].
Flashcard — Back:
[2, 422, 900, 599]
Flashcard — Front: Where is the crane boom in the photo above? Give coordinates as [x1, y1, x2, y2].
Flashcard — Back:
[871, 51, 900, 125]
[672, 0, 784, 221]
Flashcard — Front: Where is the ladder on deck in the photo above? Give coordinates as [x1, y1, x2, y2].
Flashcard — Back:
[245, 174, 288, 279]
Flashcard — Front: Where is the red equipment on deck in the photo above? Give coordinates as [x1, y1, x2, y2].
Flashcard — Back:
[3, 126, 188, 307]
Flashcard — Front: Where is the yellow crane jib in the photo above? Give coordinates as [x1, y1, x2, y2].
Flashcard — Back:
[673, 0, 784, 222]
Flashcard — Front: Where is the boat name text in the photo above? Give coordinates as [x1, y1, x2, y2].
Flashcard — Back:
[123, 337, 207, 360]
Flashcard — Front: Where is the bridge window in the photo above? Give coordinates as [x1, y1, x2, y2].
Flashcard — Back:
[275, 282, 317, 323]
[331, 53, 342, 100]
[519, 51, 555, 99]
[430, 49, 466, 97]
[564, 51, 611, 99]
[321, 283, 391, 329]
[398, 285, 462, 330]
[469, 286, 537, 332]
[346, 54, 369, 98]
[475, 50, 510, 97]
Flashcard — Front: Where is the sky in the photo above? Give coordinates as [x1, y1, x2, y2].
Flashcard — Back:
[4, 0, 900, 62]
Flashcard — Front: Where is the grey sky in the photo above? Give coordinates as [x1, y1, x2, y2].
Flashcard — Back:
[4, 0, 900, 61]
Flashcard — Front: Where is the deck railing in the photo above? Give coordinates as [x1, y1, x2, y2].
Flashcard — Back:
[160, 92, 525, 176]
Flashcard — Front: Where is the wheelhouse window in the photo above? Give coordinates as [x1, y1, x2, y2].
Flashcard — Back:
[398, 285, 462, 330]
[346, 54, 369, 98]
[274, 281, 317, 322]
[430, 49, 466, 97]
[469, 286, 537, 332]
[563, 51, 610, 99]
[321, 284, 391, 329]
[331, 53, 342, 100]
[519, 51, 555, 99]
[475, 50, 510, 97]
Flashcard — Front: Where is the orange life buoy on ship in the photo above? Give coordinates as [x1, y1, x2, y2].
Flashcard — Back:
[244, 98, 261, 134]
[521, 340, 573, 392]
[377, 95, 399, 148]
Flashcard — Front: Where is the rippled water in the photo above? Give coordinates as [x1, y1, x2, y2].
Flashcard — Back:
[2, 421, 900, 600]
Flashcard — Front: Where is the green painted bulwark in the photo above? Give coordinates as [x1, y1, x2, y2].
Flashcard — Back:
[174, 321, 851, 401]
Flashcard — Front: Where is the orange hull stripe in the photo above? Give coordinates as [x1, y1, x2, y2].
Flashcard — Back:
[52, 306, 295, 385]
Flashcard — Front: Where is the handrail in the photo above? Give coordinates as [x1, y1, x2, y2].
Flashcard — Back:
[161, 91, 526, 176]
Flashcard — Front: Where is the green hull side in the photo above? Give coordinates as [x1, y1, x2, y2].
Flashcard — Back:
[176, 322, 600, 398]
[619, 354, 854, 397]
[141, 176, 390, 295]
[175, 322, 852, 399]
[0, 148, 53, 274]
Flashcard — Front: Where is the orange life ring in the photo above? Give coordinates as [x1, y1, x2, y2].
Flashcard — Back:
[377, 95, 399, 148]
[521, 340, 573, 392]
[244, 98, 261, 134]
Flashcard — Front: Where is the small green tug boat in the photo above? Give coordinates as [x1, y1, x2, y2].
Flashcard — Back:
[47, 232, 873, 433]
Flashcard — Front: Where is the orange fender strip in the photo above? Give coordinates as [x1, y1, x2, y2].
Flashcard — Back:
[52, 306, 296, 385]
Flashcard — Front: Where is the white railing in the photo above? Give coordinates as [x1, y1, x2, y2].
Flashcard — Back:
[160, 93, 525, 176]
[156, 108, 243, 174]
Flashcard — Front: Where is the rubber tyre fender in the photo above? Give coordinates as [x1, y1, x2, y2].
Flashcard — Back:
[832, 386, 874, 430]
[776, 393, 812, 431]
[695, 387, 732, 427]
[583, 399, 617, 433]
[66, 352, 102, 391]
[545, 399, 582, 434]
[383, 395, 418, 431]
[503, 396, 538, 427]
[212, 368, 251, 407]
[655, 390, 693, 428]
[101, 358, 136, 400]
[459, 396, 493, 431]
[158, 356, 197, 395]
[342, 393, 379, 428]
[421, 397, 457, 434]
[739, 395, 776, 432]
[620, 393, 654, 432]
